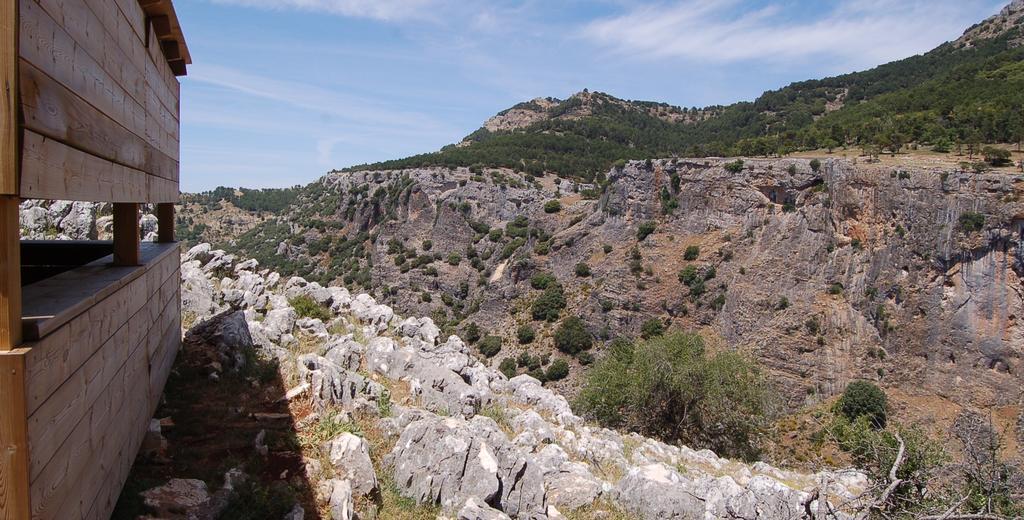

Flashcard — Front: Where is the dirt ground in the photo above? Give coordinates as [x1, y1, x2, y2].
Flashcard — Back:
[111, 332, 319, 519]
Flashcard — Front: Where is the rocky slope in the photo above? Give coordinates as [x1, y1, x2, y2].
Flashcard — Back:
[170, 243, 869, 519]
[215, 157, 1024, 431]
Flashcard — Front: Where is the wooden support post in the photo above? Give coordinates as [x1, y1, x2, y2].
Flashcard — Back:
[156, 203, 174, 243]
[113, 203, 140, 266]
[0, 0, 16, 196]
[0, 198, 19, 351]
[0, 349, 30, 519]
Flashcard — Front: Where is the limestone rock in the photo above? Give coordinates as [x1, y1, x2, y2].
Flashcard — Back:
[326, 432, 377, 497]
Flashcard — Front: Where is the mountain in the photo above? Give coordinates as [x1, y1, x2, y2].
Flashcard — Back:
[348, 3, 1024, 181]
[159, 6, 1024, 494]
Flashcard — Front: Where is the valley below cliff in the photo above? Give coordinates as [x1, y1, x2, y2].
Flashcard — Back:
[179, 157, 1024, 426]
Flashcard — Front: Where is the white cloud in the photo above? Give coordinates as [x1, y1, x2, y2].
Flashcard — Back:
[208, 0, 440, 21]
[580, 0, 1004, 69]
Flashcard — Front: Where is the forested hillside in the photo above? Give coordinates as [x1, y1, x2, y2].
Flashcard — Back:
[347, 9, 1024, 181]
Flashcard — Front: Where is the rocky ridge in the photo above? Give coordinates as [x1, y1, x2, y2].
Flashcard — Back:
[219, 157, 1024, 427]
[177, 243, 870, 519]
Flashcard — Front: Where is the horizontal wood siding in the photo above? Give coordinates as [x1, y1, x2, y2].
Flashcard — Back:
[20, 131, 178, 203]
[17, 0, 181, 203]
[24, 246, 180, 519]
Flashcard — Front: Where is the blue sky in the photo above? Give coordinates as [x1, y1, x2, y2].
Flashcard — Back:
[176, 0, 1006, 192]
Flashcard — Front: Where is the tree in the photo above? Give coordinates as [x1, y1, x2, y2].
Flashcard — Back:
[530, 272, 556, 290]
[576, 333, 773, 460]
[553, 317, 592, 355]
[838, 380, 888, 428]
[982, 146, 1011, 166]
[545, 359, 570, 381]
[478, 336, 502, 358]
[499, 357, 517, 378]
[531, 285, 566, 321]
[516, 324, 536, 344]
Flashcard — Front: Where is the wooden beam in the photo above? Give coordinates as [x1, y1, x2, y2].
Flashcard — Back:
[149, 15, 171, 38]
[0, 197, 20, 351]
[156, 203, 174, 243]
[160, 40, 180, 61]
[1, 0, 17, 195]
[112, 203, 140, 266]
[0, 349, 30, 519]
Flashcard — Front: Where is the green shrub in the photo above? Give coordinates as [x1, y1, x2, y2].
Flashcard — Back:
[828, 416, 945, 508]
[464, 322, 481, 344]
[724, 160, 745, 173]
[637, 221, 656, 241]
[288, 296, 331, 321]
[530, 272, 556, 290]
[683, 245, 700, 261]
[577, 351, 594, 365]
[958, 211, 985, 233]
[982, 146, 1012, 166]
[478, 336, 503, 358]
[499, 357, 518, 379]
[544, 200, 562, 213]
[603, 244, 613, 254]
[678, 265, 699, 285]
[576, 333, 773, 460]
[545, 359, 570, 381]
[421, 239, 433, 251]
[526, 367, 547, 382]
[810, 159, 821, 172]
[838, 380, 888, 428]
[640, 318, 665, 339]
[553, 317, 592, 355]
[447, 253, 461, 265]
[827, 282, 844, 295]
[575, 262, 591, 277]
[516, 325, 536, 344]
[532, 285, 566, 322]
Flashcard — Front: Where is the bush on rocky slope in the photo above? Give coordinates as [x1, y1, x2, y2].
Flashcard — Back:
[577, 333, 774, 460]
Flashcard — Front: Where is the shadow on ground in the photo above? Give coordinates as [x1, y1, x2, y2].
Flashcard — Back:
[111, 317, 319, 519]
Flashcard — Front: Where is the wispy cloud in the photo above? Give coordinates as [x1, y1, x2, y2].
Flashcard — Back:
[208, 0, 440, 21]
[188, 63, 452, 135]
[581, 0, 1003, 69]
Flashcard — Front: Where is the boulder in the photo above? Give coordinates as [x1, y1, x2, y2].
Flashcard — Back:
[185, 311, 254, 372]
[386, 415, 545, 517]
[298, 355, 385, 410]
[141, 478, 210, 516]
[457, 497, 511, 520]
[614, 464, 704, 519]
[544, 462, 603, 511]
[326, 432, 377, 497]
[326, 479, 354, 520]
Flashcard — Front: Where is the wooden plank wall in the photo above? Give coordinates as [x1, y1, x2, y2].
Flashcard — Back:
[22, 245, 180, 520]
[17, 0, 181, 203]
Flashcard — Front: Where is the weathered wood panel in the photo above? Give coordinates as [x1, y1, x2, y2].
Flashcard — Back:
[0, 0, 16, 196]
[23, 244, 179, 416]
[20, 131, 179, 203]
[19, 60, 179, 182]
[26, 258, 180, 520]
[0, 349, 30, 520]
[19, 0, 181, 176]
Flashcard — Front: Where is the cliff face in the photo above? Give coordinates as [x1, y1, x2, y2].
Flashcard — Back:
[217, 158, 1023, 418]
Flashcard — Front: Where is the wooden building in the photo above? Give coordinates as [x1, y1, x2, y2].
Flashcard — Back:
[0, 0, 190, 517]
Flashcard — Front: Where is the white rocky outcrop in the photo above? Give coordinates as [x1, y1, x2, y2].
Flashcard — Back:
[180, 244, 869, 519]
